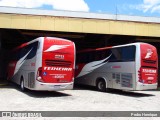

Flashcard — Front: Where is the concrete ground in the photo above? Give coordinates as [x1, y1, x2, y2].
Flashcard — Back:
[0, 83, 160, 119]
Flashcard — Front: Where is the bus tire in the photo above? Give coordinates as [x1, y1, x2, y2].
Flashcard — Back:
[20, 77, 26, 92]
[96, 79, 106, 92]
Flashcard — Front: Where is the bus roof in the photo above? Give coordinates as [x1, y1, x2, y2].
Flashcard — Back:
[12, 37, 73, 52]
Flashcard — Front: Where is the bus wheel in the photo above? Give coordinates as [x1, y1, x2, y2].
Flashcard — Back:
[97, 80, 106, 92]
[20, 78, 26, 92]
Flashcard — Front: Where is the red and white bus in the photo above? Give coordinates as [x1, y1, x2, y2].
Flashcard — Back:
[7, 37, 75, 91]
[75, 43, 158, 91]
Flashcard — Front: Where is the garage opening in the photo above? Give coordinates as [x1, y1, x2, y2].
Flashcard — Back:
[0, 28, 159, 87]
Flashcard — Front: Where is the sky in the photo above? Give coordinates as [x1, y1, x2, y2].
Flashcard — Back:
[0, 0, 159, 17]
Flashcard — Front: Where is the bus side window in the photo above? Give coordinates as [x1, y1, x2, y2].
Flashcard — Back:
[18, 41, 39, 60]
[20, 46, 28, 59]
[121, 46, 135, 61]
[104, 49, 112, 62]
[110, 46, 136, 62]
[27, 42, 38, 59]
[110, 48, 122, 62]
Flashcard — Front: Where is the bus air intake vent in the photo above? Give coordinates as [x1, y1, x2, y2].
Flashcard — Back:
[115, 73, 120, 84]
[121, 73, 133, 88]
[28, 72, 35, 88]
[45, 60, 71, 67]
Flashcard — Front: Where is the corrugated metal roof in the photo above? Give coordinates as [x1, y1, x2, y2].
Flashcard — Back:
[0, 6, 160, 23]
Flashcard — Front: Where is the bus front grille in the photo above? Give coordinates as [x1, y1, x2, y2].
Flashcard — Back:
[45, 60, 71, 67]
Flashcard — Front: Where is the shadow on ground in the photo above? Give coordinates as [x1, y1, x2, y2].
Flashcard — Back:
[0, 81, 156, 98]
[74, 84, 156, 98]
[0, 82, 72, 98]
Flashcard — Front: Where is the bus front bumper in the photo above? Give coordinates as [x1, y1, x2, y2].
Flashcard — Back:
[34, 81, 74, 91]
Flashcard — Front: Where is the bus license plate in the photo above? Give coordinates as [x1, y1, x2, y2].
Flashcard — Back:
[148, 80, 152, 84]
[53, 85, 61, 89]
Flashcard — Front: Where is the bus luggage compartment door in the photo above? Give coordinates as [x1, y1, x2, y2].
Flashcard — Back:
[112, 73, 121, 89]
